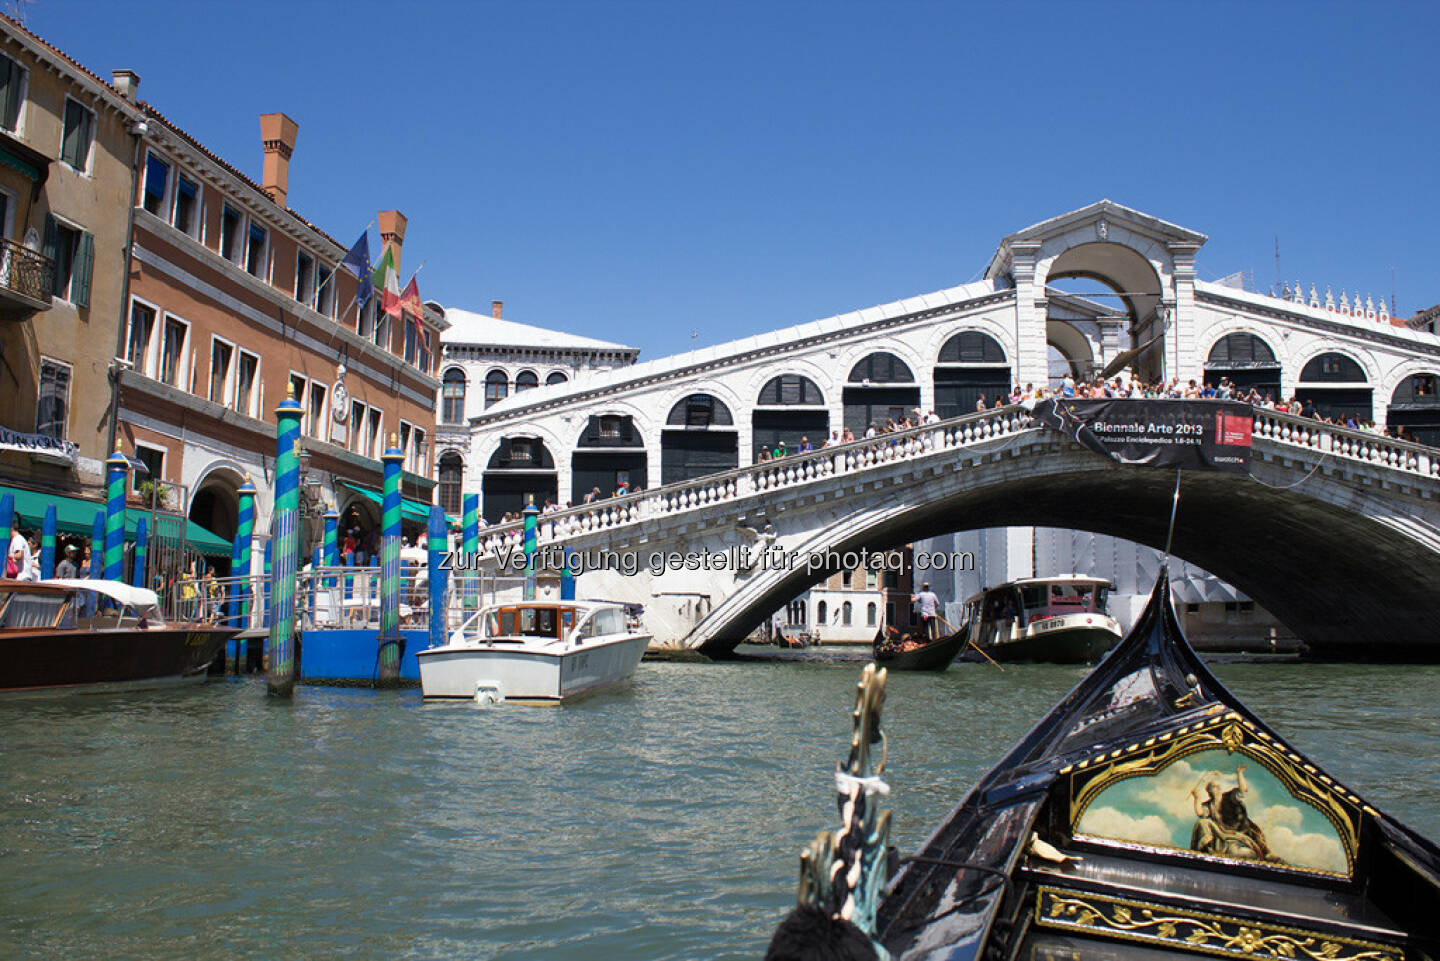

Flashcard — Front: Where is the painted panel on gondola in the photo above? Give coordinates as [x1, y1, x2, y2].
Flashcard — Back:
[1069, 716, 1360, 877]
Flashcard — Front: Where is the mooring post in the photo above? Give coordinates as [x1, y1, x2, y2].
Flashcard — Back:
[427, 505, 447, 647]
[0, 492, 13, 555]
[462, 492, 478, 613]
[131, 516, 147, 588]
[322, 507, 338, 587]
[103, 447, 129, 583]
[263, 538, 272, 627]
[266, 387, 304, 697]
[560, 549, 576, 600]
[87, 510, 103, 614]
[522, 499, 538, 601]
[230, 477, 256, 638]
[376, 436, 404, 687]
[40, 503, 56, 580]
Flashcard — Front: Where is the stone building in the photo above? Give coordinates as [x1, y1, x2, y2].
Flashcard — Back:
[0, 15, 141, 503]
[434, 300, 636, 522]
[785, 546, 915, 644]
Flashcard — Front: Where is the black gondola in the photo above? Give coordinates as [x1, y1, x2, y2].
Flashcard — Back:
[873, 627, 968, 671]
[770, 569, 1440, 960]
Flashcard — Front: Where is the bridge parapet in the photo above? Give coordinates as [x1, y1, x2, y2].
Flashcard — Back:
[468, 404, 1436, 562]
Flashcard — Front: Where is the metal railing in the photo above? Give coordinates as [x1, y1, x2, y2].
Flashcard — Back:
[0, 237, 54, 305]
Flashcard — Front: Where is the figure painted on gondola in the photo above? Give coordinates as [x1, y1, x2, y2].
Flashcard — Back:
[1189, 763, 1279, 862]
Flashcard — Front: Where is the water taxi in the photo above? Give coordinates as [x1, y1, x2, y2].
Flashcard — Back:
[963, 574, 1122, 663]
[416, 599, 650, 703]
[0, 578, 234, 695]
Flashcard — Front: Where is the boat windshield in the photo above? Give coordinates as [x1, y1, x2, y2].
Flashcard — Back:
[489, 606, 561, 639]
[0, 590, 74, 629]
[575, 607, 626, 639]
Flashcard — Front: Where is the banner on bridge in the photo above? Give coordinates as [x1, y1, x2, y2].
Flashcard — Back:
[1029, 399, 1253, 473]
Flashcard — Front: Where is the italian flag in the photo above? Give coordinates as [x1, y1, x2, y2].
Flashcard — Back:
[372, 247, 403, 318]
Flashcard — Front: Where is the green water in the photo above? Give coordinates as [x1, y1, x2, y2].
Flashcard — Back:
[2, 659, 1437, 960]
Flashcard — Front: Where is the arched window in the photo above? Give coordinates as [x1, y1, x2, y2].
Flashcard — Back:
[866, 602, 876, 627]
[937, 331, 1006, 364]
[757, 375, 824, 406]
[441, 368, 466, 423]
[842, 601, 853, 626]
[1299, 352, 1367, 383]
[817, 600, 827, 625]
[1206, 333, 1278, 368]
[484, 370, 509, 408]
[848, 353, 914, 384]
[438, 451, 464, 516]
[1392, 373, 1439, 406]
[665, 393, 734, 427]
[546, 371, 569, 386]
[515, 370, 539, 392]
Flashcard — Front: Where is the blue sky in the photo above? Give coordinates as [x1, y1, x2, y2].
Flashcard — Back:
[29, 0, 1440, 360]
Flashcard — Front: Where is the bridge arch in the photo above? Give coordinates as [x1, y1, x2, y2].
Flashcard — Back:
[572, 408, 648, 502]
[483, 435, 558, 520]
[843, 349, 921, 431]
[661, 392, 739, 482]
[1386, 369, 1440, 445]
[1040, 241, 1167, 382]
[1044, 321, 1094, 390]
[752, 373, 829, 455]
[934, 330, 1011, 416]
[1202, 330, 1283, 397]
[1293, 346, 1376, 422]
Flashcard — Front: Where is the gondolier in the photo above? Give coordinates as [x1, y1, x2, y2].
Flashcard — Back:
[913, 582, 940, 639]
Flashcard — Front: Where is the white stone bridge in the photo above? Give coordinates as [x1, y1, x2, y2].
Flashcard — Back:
[468, 405, 1440, 659]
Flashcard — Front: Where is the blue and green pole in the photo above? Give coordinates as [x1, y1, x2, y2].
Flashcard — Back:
[0, 492, 13, 557]
[322, 507, 338, 588]
[231, 477, 256, 634]
[40, 504, 56, 579]
[377, 438, 404, 686]
[266, 389, 304, 697]
[103, 447, 129, 582]
[427, 505, 447, 647]
[560, 549, 576, 601]
[263, 538, 273, 626]
[87, 510, 103, 615]
[131, 516, 147, 588]
[462, 493, 478, 612]
[522, 499, 538, 601]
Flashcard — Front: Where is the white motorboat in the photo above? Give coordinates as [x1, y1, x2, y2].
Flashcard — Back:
[416, 599, 650, 702]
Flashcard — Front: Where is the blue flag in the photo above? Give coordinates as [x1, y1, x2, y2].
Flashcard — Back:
[339, 231, 373, 306]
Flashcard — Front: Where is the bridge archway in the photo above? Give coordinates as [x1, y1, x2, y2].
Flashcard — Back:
[572, 413, 647, 502]
[843, 352, 919, 431]
[1204, 332, 1282, 398]
[753, 374, 828, 454]
[1044, 242, 1166, 382]
[1044, 321, 1094, 390]
[484, 436, 558, 521]
[1387, 372, 1440, 445]
[934, 331, 1010, 416]
[1296, 351, 1372, 422]
[661, 393, 738, 482]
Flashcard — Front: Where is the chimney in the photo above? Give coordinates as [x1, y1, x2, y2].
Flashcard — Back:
[111, 69, 140, 101]
[377, 209, 407, 271]
[491, 300, 503, 319]
[259, 112, 299, 208]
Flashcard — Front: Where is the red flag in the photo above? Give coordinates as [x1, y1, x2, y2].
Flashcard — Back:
[400, 275, 423, 320]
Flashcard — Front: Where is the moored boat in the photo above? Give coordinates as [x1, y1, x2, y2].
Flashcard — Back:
[963, 574, 1122, 663]
[416, 599, 650, 703]
[0, 578, 236, 695]
[873, 626, 968, 671]
[770, 569, 1440, 959]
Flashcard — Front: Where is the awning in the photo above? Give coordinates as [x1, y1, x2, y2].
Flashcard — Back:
[340, 482, 454, 527]
[0, 485, 231, 556]
[0, 130, 51, 184]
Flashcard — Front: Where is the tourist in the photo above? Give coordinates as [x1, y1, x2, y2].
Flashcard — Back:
[976, 394, 988, 412]
[798, 436, 813, 453]
[56, 544, 80, 580]
[842, 427, 855, 443]
[342, 528, 357, 565]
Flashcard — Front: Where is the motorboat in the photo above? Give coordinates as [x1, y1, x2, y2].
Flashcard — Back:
[0, 578, 235, 695]
[416, 599, 650, 703]
[873, 625, 969, 671]
[963, 574, 1122, 663]
[767, 569, 1440, 960]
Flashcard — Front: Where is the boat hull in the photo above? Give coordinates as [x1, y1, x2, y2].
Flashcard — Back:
[416, 633, 650, 702]
[874, 629, 967, 671]
[977, 615, 1121, 663]
[0, 626, 235, 695]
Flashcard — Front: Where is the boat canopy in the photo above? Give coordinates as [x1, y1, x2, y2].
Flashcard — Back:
[40, 579, 161, 609]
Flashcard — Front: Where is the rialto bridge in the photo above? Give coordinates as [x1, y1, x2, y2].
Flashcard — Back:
[432, 200, 1440, 656]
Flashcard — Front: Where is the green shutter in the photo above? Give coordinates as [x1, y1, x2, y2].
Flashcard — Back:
[72, 231, 93, 308]
[0, 58, 16, 131]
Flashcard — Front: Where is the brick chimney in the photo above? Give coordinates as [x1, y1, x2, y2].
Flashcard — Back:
[491, 300, 503, 319]
[111, 69, 140, 101]
[377, 209, 407, 271]
[259, 112, 299, 208]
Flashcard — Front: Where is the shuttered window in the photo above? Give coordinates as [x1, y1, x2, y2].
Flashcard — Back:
[44, 216, 93, 307]
[0, 55, 25, 132]
[60, 98, 94, 172]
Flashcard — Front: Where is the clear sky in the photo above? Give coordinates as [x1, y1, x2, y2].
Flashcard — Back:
[26, 0, 1440, 360]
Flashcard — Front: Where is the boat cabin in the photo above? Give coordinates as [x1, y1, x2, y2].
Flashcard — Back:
[480, 603, 629, 645]
[0, 579, 164, 632]
[966, 575, 1112, 629]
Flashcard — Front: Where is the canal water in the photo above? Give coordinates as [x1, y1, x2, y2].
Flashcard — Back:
[3, 658, 1437, 960]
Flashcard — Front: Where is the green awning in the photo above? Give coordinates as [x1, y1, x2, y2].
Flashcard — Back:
[0, 485, 231, 556]
[0, 145, 41, 181]
[341, 482, 454, 527]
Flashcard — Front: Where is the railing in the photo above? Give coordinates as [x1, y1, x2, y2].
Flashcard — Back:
[0, 237, 54, 306]
[465, 403, 1439, 560]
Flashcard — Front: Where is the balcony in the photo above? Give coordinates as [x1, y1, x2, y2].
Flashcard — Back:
[0, 237, 54, 314]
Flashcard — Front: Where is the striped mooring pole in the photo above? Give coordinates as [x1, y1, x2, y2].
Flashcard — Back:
[462, 492, 479, 611]
[427, 505, 447, 648]
[376, 437, 404, 686]
[229, 477, 256, 634]
[103, 447, 129, 583]
[322, 506, 338, 589]
[266, 388, 304, 697]
[40, 503, 57, 580]
[522, 499, 538, 601]
[132, 516, 148, 588]
[87, 510, 103, 617]
[560, 549, 576, 601]
[0, 492, 13, 555]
